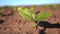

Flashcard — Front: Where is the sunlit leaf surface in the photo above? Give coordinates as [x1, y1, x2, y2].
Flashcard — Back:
[18, 7, 35, 22]
[37, 11, 52, 21]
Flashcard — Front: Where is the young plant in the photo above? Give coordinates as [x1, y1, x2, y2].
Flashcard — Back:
[0, 9, 3, 14]
[52, 4, 57, 10]
[13, 7, 16, 12]
[43, 5, 48, 8]
[3, 6, 9, 8]
[18, 6, 52, 29]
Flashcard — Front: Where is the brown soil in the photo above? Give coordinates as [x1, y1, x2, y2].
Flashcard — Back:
[0, 4, 60, 34]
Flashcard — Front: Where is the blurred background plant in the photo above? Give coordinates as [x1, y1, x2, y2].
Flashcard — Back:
[0, 9, 3, 14]
[52, 4, 57, 10]
[43, 5, 48, 8]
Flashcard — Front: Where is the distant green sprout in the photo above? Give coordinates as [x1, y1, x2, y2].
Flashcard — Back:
[13, 7, 16, 10]
[3, 6, 16, 12]
[0, 9, 3, 14]
[18, 6, 52, 29]
[43, 5, 48, 8]
[3, 6, 10, 8]
[52, 4, 57, 10]
[3, 6, 13, 8]
[13, 7, 16, 12]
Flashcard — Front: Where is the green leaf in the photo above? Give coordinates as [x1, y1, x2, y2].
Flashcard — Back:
[29, 7, 36, 19]
[18, 7, 35, 22]
[37, 12, 52, 21]
[22, 7, 35, 19]
[20, 11, 35, 21]
[18, 7, 24, 11]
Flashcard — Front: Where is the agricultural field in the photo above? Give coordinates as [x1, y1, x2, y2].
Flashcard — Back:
[0, 4, 60, 34]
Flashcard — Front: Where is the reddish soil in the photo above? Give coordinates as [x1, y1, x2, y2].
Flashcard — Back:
[0, 4, 60, 34]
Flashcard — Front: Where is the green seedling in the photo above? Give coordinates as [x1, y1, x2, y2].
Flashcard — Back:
[13, 7, 16, 12]
[43, 5, 48, 8]
[18, 6, 52, 29]
[52, 4, 57, 10]
[0, 9, 3, 14]
[3, 6, 13, 9]
[3, 6, 10, 8]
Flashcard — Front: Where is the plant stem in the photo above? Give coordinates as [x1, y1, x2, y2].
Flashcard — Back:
[35, 21, 39, 29]
[35, 13, 39, 29]
[35, 21, 38, 29]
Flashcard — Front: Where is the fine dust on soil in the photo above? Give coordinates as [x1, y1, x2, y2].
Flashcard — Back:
[0, 4, 60, 34]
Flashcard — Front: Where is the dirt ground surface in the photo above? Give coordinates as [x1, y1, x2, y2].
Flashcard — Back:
[0, 4, 60, 34]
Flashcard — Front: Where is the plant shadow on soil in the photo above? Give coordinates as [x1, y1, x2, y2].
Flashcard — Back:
[0, 19, 4, 24]
[38, 21, 60, 34]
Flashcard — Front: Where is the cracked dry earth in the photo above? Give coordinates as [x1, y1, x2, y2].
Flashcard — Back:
[0, 5, 60, 34]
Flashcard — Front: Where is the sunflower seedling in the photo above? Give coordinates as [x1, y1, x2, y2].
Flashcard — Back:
[18, 6, 52, 29]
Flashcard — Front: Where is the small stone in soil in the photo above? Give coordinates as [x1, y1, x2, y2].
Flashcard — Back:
[19, 28, 22, 30]
[19, 20, 21, 23]
[26, 31, 33, 34]
[15, 19, 17, 22]
[39, 30, 46, 34]
[17, 33, 21, 34]
[4, 27, 7, 30]
[0, 27, 1, 29]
